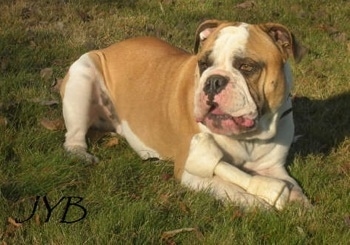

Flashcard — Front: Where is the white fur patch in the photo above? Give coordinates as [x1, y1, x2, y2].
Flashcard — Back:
[120, 121, 161, 160]
[211, 24, 250, 69]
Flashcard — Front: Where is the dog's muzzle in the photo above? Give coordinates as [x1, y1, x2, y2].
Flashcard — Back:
[195, 73, 259, 135]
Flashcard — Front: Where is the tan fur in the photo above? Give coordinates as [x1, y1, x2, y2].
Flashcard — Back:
[89, 37, 200, 178]
[245, 25, 287, 114]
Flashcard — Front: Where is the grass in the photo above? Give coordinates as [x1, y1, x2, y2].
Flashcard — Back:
[1, 0, 350, 243]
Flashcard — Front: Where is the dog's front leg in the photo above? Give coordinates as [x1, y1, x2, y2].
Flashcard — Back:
[182, 133, 291, 209]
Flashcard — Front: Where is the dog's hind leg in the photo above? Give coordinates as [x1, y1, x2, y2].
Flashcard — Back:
[61, 53, 100, 163]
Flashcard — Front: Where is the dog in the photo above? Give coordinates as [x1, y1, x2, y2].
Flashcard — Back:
[60, 20, 309, 209]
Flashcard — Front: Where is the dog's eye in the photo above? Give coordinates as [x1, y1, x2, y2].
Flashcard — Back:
[199, 62, 208, 70]
[198, 61, 210, 74]
[234, 57, 262, 77]
[239, 64, 254, 72]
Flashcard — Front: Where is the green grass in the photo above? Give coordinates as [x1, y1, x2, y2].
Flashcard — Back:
[1, 0, 350, 243]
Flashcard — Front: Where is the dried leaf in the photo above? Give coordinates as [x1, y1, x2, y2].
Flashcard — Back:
[76, 9, 93, 22]
[179, 202, 190, 214]
[161, 227, 203, 242]
[104, 137, 119, 147]
[235, 0, 256, 9]
[344, 215, 350, 227]
[293, 134, 304, 143]
[40, 118, 65, 131]
[56, 21, 64, 30]
[0, 117, 8, 127]
[34, 214, 40, 225]
[161, 173, 172, 181]
[159, 193, 171, 205]
[87, 129, 108, 143]
[30, 98, 59, 106]
[20, 7, 32, 20]
[332, 32, 347, 42]
[1, 57, 9, 72]
[41, 100, 59, 106]
[290, 4, 307, 19]
[161, 0, 176, 5]
[232, 209, 244, 219]
[40, 67, 53, 81]
[325, 26, 339, 35]
[8, 217, 22, 228]
[296, 226, 306, 235]
[1, 217, 22, 241]
[30, 40, 37, 48]
[51, 78, 63, 93]
[338, 163, 350, 175]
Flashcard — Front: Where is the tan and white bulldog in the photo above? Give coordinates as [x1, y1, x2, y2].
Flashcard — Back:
[60, 20, 309, 210]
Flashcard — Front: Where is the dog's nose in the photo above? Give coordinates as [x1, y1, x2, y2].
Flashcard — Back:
[203, 75, 229, 96]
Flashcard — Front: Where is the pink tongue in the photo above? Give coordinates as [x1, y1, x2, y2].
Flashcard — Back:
[210, 107, 225, 115]
[234, 116, 255, 128]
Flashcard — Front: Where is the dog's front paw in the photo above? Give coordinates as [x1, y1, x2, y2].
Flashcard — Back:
[185, 133, 223, 178]
[247, 176, 291, 210]
[65, 145, 99, 164]
[289, 187, 312, 208]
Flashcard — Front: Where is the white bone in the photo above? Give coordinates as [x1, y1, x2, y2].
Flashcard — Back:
[213, 161, 252, 190]
[246, 175, 290, 210]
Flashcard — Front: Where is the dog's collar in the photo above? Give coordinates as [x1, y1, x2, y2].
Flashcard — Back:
[280, 107, 292, 119]
[280, 93, 293, 119]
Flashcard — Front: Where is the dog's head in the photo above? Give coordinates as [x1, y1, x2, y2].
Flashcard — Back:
[193, 20, 306, 139]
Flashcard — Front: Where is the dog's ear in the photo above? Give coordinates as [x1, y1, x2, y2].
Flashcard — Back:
[261, 23, 307, 63]
[194, 19, 223, 54]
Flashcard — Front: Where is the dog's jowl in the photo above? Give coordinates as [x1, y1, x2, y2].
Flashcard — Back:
[60, 20, 309, 210]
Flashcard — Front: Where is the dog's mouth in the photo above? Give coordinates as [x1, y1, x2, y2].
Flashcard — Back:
[208, 110, 255, 128]
[197, 105, 257, 135]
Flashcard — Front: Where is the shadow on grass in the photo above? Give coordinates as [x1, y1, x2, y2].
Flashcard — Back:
[291, 92, 350, 156]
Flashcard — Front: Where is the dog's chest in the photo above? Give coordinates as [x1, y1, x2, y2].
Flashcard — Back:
[213, 134, 279, 169]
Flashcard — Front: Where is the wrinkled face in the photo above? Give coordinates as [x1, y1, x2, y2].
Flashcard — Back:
[194, 23, 288, 136]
